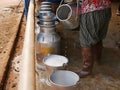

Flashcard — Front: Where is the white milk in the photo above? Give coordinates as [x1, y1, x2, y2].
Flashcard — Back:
[44, 55, 68, 67]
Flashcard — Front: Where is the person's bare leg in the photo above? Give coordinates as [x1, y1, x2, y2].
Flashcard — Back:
[77, 47, 94, 78]
[93, 41, 103, 65]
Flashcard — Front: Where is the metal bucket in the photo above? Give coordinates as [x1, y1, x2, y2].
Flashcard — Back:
[43, 54, 68, 78]
[56, 2, 80, 30]
[49, 70, 80, 90]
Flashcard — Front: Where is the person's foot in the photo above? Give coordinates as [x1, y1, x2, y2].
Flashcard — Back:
[75, 70, 92, 78]
[116, 10, 120, 16]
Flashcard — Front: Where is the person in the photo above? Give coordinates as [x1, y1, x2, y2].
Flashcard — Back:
[116, 3, 120, 16]
[76, 0, 112, 78]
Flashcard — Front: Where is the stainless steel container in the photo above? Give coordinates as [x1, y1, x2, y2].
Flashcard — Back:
[40, 5, 52, 9]
[36, 28, 61, 66]
[37, 13, 56, 19]
[37, 11, 53, 19]
[37, 20, 58, 26]
[38, 21, 55, 26]
[39, 26, 56, 33]
[37, 10, 56, 21]
[40, 7, 53, 11]
[36, 1, 61, 71]
[41, 1, 52, 6]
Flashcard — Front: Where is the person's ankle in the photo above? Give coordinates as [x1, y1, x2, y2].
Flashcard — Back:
[116, 10, 120, 16]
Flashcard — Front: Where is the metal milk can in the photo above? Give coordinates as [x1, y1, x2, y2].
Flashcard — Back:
[36, 1, 60, 70]
[36, 26, 61, 65]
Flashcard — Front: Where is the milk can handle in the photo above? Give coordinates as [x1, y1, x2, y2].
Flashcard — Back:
[59, 0, 64, 6]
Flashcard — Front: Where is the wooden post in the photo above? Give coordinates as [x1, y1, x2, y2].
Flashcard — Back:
[18, 0, 35, 90]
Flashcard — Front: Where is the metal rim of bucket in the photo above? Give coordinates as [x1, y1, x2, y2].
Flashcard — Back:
[43, 55, 68, 67]
[56, 4, 72, 21]
[49, 70, 80, 87]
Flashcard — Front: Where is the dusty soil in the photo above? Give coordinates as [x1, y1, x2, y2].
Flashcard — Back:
[0, 0, 24, 89]
[0, 1, 119, 90]
[4, 17, 25, 90]
[0, 0, 21, 9]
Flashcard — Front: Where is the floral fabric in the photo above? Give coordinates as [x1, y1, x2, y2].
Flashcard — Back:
[81, 0, 111, 14]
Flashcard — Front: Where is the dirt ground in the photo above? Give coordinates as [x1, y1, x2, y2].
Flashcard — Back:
[0, 0, 21, 9]
[0, 1, 120, 90]
[0, 0, 24, 89]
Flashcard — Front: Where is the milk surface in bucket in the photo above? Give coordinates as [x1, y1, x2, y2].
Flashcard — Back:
[49, 70, 80, 90]
[44, 55, 68, 67]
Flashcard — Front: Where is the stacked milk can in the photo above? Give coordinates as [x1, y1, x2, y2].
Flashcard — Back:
[36, 1, 80, 90]
[36, 1, 61, 69]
